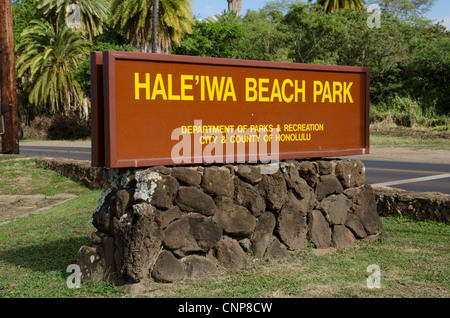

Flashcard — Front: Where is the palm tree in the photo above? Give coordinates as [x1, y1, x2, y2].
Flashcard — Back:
[110, 0, 194, 53]
[37, 0, 110, 41]
[227, 0, 242, 16]
[15, 20, 91, 116]
[152, 0, 159, 53]
[317, 0, 366, 13]
[208, 9, 241, 26]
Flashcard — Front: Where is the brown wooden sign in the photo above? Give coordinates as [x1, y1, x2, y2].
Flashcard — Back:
[91, 51, 370, 168]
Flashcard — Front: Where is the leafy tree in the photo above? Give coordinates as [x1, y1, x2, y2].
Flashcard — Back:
[207, 9, 241, 26]
[366, 0, 436, 19]
[234, 8, 292, 62]
[37, 0, 110, 41]
[15, 20, 91, 116]
[401, 23, 450, 115]
[262, 0, 302, 15]
[110, 0, 194, 53]
[316, 0, 366, 13]
[12, 0, 43, 44]
[282, 3, 348, 63]
[172, 16, 242, 58]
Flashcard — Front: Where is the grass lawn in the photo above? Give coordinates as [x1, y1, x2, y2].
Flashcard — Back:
[370, 125, 450, 151]
[0, 156, 448, 298]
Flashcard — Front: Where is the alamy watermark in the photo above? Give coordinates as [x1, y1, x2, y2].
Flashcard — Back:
[366, 264, 381, 289]
[66, 4, 81, 29]
[367, 4, 381, 29]
[66, 264, 81, 288]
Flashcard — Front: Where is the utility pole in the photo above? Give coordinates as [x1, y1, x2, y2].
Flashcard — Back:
[0, 0, 19, 154]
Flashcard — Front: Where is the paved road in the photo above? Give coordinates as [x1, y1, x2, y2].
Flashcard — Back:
[20, 144, 91, 161]
[18, 143, 450, 195]
[361, 159, 450, 194]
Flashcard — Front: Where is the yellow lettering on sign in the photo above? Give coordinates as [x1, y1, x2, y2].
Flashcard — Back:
[135, 72, 150, 100]
[314, 81, 354, 103]
[313, 81, 323, 103]
[281, 79, 294, 103]
[168, 74, 180, 101]
[246, 78, 304, 103]
[259, 78, 270, 102]
[294, 80, 306, 103]
[344, 82, 353, 103]
[246, 78, 257, 102]
[270, 79, 282, 102]
[151, 73, 167, 100]
[206, 76, 225, 101]
[134, 74, 355, 104]
[181, 75, 194, 101]
[223, 77, 237, 101]
[333, 81, 342, 103]
[203, 76, 236, 102]
[322, 81, 332, 103]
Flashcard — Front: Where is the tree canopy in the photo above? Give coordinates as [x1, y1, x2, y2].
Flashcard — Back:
[109, 0, 194, 53]
[16, 20, 90, 116]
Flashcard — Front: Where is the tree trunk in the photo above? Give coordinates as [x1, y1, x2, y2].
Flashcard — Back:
[227, 0, 242, 15]
[151, 0, 159, 53]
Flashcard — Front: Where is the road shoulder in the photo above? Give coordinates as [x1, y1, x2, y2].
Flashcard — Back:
[348, 146, 450, 164]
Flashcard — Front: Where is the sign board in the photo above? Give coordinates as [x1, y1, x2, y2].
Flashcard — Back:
[91, 51, 370, 168]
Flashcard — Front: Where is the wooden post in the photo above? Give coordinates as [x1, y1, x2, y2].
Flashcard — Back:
[0, 0, 19, 154]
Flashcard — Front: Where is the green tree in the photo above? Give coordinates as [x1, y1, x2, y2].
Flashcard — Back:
[12, 0, 43, 44]
[172, 16, 242, 58]
[401, 23, 450, 116]
[316, 0, 366, 13]
[15, 20, 91, 117]
[37, 0, 110, 41]
[282, 3, 348, 63]
[366, 0, 436, 19]
[110, 0, 194, 53]
[234, 8, 292, 62]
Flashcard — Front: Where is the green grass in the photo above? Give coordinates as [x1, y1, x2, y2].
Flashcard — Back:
[370, 134, 450, 151]
[0, 156, 448, 298]
[369, 125, 450, 151]
[0, 156, 88, 196]
[0, 157, 127, 297]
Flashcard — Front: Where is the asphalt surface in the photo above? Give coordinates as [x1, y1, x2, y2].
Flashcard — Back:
[17, 143, 450, 195]
[20, 144, 91, 161]
[359, 159, 450, 194]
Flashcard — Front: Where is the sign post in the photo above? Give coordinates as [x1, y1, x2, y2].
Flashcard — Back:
[92, 51, 370, 168]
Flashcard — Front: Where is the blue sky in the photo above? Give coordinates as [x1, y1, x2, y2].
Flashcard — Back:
[191, 0, 450, 28]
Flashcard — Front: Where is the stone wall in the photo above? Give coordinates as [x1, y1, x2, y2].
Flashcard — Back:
[374, 186, 450, 223]
[77, 159, 384, 284]
[39, 157, 110, 189]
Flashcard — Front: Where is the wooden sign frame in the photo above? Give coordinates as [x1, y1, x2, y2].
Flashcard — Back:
[91, 51, 370, 168]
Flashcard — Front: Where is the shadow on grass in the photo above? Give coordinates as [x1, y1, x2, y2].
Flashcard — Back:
[1, 236, 89, 273]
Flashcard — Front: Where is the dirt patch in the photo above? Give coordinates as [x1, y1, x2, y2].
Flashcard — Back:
[0, 193, 78, 226]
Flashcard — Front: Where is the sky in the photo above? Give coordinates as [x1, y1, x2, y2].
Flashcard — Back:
[191, 0, 450, 29]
